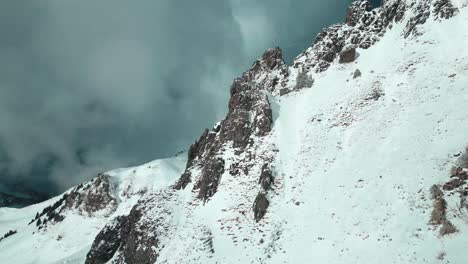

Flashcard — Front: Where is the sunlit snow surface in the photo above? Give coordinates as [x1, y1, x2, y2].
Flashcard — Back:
[1, 1, 468, 263]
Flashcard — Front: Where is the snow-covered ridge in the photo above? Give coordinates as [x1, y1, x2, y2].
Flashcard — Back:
[0, 155, 186, 263]
[1, 0, 468, 263]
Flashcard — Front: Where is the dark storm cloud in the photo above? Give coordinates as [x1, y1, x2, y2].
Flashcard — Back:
[0, 0, 353, 196]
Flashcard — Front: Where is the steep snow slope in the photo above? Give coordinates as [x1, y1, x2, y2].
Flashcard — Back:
[271, 11, 468, 263]
[0, 0, 467, 263]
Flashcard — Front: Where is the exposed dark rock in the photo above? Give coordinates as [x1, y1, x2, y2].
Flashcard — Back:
[28, 0, 468, 260]
[86, 200, 160, 264]
[443, 178, 463, 191]
[404, 1, 431, 38]
[174, 171, 191, 190]
[428, 145, 468, 236]
[450, 167, 468, 181]
[440, 151, 468, 191]
[213, 122, 221, 133]
[364, 88, 385, 101]
[346, 0, 373, 26]
[353, 69, 362, 78]
[339, 48, 356, 63]
[30, 174, 117, 230]
[428, 184, 458, 236]
[229, 162, 240, 176]
[430, 196, 447, 225]
[253, 193, 269, 222]
[225, 57, 277, 144]
[196, 158, 225, 201]
[260, 47, 284, 70]
[430, 184, 444, 200]
[259, 164, 274, 190]
[292, 0, 392, 73]
[433, 0, 458, 20]
[186, 129, 211, 167]
[456, 146, 468, 168]
[65, 174, 117, 216]
[85, 216, 127, 264]
[117, 209, 158, 264]
[279, 88, 291, 96]
[253, 102, 274, 137]
[439, 220, 458, 236]
[176, 48, 282, 200]
[381, 0, 407, 24]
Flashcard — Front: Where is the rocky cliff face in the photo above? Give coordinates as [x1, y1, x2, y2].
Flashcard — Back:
[85, 0, 468, 262]
[84, 1, 467, 263]
[86, 46, 290, 264]
[1, 0, 468, 263]
[27, 173, 117, 231]
[176, 47, 287, 202]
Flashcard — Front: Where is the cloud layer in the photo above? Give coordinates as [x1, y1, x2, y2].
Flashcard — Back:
[0, 0, 353, 196]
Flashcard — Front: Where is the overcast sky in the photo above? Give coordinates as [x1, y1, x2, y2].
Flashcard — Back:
[0, 0, 374, 198]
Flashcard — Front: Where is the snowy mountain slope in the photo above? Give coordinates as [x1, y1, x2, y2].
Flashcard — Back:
[1, 0, 468, 263]
[0, 156, 186, 264]
[269, 12, 468, 263]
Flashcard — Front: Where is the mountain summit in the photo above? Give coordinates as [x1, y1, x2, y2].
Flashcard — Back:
[1, 0, 467, 263]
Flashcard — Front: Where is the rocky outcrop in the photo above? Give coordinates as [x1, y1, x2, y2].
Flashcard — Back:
[259, 164, 274, 191]
[87, 48, 289, 264]
[63, 174, 117, 216]
[196, 158, 225, 201]
[353, 69, 362, 78]
[85, 216, 127, 264]
[174, 0, 464, 204]
[293, 0, 388, 72]
[28, 174, 117, 229]
[174, 171, 191, 190]
[293, 0, 462, 73]
[86, 188, 179, 264]
[175, 48, 287, 202]
[253, 193, 269, 222]
[86, 204, 158, 264]
[346, 0, 373, 26]
[404, 1, 431, 38]
[339, 48, 357, 63]
[429, 185, 458, 236]
[381, 0, 407, 25]
[403, 0, 459, 37]
[222, 48, 284, 148]
[433, 0, 459, 20]
[85, 1, 468, 262]
[113, 207, 158, 264]
[429, 146, 468, 237]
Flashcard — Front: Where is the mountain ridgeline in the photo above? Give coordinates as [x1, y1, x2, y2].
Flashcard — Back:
[0, 0, 467, 263]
